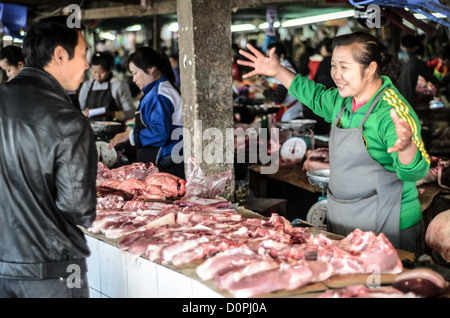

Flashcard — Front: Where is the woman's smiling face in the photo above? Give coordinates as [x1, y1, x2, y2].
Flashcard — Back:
[331, 45, 370, 100]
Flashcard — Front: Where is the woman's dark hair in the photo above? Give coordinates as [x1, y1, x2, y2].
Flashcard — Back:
[332, 32, 399, 83]
[267, 42, 287, 60]
[320, 38, 333, 55]
[22, 15, 84, 69]
[127, 46, 176, 87]
[91, 51, 114, 72]
[0, 45, 24, 67]
[401, 35, 420, 50]
[267, 42, 299, 73]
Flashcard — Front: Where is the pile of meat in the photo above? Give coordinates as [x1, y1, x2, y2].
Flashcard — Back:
[96, 162, 186, 200]
[88, 189, 404, 297]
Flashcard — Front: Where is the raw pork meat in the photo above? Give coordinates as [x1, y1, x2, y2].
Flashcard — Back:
[302, 148, 329, 172]
[214, 258, 334, 298]
[88, 190, 404, 298]
[97, 162, 159, 183]
[142, 172, 186, 198]
[425, 209, 450, 262]
[97, 162, 185, 200]
[196, 248, 261, 281]
[314, 229, 402, 274]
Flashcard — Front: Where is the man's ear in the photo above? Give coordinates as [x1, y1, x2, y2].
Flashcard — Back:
[53, 45, 69, 65]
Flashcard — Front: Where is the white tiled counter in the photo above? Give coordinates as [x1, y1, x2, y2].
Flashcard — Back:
[85, 235, 223, 298]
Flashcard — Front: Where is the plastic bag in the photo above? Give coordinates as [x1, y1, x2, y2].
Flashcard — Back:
[183, 157, 233, 199]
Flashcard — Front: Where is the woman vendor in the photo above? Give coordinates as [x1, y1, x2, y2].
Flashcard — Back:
[108, 47, 184, 179]
[79, 51, 135, 121]
[238, 32, 430, 252]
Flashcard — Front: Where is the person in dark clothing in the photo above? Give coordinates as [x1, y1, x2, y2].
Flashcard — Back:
[169, 53, 181, 90]
[304, 38, 335, 134]
[297, 45, 315, 77]
[79, 51, 135, 121]
[248, 42, 303, 121]
[398, 35, 438, 109]
[0, 16, 97, 298]
[314, 38, 335, 89]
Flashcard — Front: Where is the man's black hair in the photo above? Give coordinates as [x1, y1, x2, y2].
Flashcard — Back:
[22, 15, 85, 69]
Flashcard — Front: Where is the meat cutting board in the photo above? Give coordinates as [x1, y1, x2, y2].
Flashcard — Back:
[320, 273, 398, 289]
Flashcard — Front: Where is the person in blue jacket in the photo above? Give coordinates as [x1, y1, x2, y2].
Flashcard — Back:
[109, 47, 184, 179]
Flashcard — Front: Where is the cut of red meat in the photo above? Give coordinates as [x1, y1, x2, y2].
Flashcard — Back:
[215, 258, 280, 290]
[96, 195, 125, 211]
[314, 229, 402, 274]
[171, 238, 243, 267]
[216, 260, 334, 298]
[116, 178, 147, 193]
[117, 227, 158, 250]
[128, 235, 165, 257]
[160, 236, 210, 264]
[425, 210, 450, 262]
[196, 248, 259, 281]
[142, 172, 186, 198]
[100, 179, 122, 189]
[97, 162, 159, 181]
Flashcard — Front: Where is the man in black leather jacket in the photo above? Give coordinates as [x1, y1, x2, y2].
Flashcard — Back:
[0, 17, 97, 297]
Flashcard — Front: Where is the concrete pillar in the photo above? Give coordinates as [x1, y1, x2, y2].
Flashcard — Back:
[177, 0, 235, 200]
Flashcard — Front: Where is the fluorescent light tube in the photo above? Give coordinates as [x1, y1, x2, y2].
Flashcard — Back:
[99, 32, 116, 41]
[231, 23, 256, 32]
[281, 10, 355, 27]
[125, 24, 142, 32]
[259, 21, 281, 29]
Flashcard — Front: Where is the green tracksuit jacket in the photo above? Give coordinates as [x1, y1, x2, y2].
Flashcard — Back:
[288, 74, 430, 229]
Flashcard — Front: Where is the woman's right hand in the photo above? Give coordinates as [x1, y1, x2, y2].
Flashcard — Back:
[82, 107, 90, 117]
[237, 44, 281, 79]
[108, 131, 130, 149]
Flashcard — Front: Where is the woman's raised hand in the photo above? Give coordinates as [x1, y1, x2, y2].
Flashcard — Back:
[237, 44, 280, 79]
[388, 108, 418, 165]
[387, 108, 414, 153]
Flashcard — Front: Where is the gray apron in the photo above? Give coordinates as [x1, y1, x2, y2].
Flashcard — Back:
[327, 88, 403, 247]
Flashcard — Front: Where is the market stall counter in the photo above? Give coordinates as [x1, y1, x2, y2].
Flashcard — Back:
[85, 161, 448, 298]
[81, 206, 423, 299]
